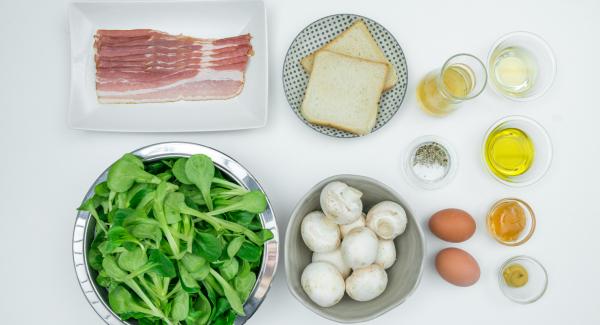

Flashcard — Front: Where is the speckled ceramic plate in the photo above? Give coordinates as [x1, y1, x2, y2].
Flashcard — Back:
[283, 14, 408, 138]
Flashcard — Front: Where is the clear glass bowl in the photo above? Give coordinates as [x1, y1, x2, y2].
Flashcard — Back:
[487, 198, 535, 246]
[481, 116, 552, 187]
[488, 31, 556, 101]
[404, 135, 458, 190]
[498, 256, 548, 304]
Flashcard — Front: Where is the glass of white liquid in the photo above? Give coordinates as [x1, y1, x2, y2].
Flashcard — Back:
[488, 32, 556, 101]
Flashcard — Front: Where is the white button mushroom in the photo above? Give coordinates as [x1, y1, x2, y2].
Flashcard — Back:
[366, 201, 408, 240]
[375, 240, 396, 269]
[301, 262, 345, 307]
[301, 211, 340, 253]
[345, 264, 388, 301]
[312, 248, 351, 278]
[340, 227, 378, 270]
[339, 213, 366, 238]
[320, 181, 363, 225]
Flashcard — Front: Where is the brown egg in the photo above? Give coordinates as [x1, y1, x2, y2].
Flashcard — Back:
[429, 208, 476, 243]
[435, 248, 480, 287]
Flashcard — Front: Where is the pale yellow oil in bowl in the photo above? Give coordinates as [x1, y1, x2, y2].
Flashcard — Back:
[490, 47, 537, 97]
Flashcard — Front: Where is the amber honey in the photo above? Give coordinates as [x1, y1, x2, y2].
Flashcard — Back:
[487, 198, 535, 245]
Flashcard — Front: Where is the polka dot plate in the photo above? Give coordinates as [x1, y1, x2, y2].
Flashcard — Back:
[283, 14, 408, 138]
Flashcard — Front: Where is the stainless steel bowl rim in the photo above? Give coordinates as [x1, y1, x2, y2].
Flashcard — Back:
[284, 174, 426, 323]
[72, 142, 279, 325]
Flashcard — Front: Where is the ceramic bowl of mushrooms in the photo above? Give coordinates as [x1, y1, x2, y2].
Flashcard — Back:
[285, 175, 425, 323]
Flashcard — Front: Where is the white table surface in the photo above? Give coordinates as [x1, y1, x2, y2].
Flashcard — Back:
[1, 0, 599, 324]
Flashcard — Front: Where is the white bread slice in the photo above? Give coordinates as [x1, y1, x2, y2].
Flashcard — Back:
[300, 50, 388, 136]
[300, 20, 397, 90]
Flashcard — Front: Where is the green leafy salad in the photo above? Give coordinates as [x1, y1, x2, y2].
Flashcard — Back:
[80, 153, 273, 325]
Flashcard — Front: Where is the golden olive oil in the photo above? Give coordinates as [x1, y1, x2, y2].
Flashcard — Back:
[485, 128, 535, 178]
[417, 64, 475, 116]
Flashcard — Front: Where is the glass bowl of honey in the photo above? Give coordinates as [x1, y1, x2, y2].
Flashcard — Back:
[487, 198, 535, 246]
[482, 115, 552, 187]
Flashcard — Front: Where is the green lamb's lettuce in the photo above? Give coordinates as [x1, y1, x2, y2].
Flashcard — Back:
[107, 153, 161, 193]
[83, 153, 273, 325]
[185, 154, 215, 211]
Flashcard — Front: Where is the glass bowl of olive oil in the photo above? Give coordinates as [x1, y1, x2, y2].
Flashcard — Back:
[482, 116, 552, 187]
[488, 31, 556, 101]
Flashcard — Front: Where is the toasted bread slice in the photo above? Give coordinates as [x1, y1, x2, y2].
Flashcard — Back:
[300, 19, 397, 90]
[300, 50, 388, 136]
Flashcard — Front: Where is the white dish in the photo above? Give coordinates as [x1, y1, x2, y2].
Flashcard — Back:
[68, 1, 268, 132]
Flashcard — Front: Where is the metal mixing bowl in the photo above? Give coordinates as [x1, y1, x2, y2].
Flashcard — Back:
[72, 142, 279, 324]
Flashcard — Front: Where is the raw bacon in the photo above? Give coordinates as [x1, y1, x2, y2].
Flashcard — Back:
[93, 29, 252, 103]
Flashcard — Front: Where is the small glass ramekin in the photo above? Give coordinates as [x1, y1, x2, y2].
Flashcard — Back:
[404, 135, 458, 190]
[487, 31, 556, 101]
[486, 198, 536, 246]
[498, 255, 548, 304]
[481, 115, 552, 187]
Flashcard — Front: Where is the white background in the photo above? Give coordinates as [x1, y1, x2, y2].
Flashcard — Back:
[1, 0, 599, 324]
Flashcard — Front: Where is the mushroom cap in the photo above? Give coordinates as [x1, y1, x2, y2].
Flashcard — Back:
[301, 262, 345, 307]
[366, 201, 407, 240]
[339, 213, 366, 238]
[320, 181, 363, 225]
[375, 240, 397, 269]
[301, 211, 340, 253]
[345, 264, 388, 301]
[340, 227, 378, 269]
[312, 249, 351, 278]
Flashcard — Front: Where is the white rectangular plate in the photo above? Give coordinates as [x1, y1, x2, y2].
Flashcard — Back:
[68, 1, 267, 132]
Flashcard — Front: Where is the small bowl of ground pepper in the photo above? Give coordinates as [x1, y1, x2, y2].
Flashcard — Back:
[404, 135, 458, 190]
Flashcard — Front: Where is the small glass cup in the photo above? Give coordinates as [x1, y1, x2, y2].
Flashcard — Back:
[417, 53, 487, 116]
[498, 256, 548, 304]
[403, 135, 458, 190]
[482, 116, 552, 187]
[486, 198, 535, 246]
[488, 31, 556, 101]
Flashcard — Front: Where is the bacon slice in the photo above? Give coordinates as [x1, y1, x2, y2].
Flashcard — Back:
[97, 63, 246, 91]
[94, 29, 252, 103]
[98, 80, 245, 103]
[95, 44, 252, 67]
[96, 56, 250, 72]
